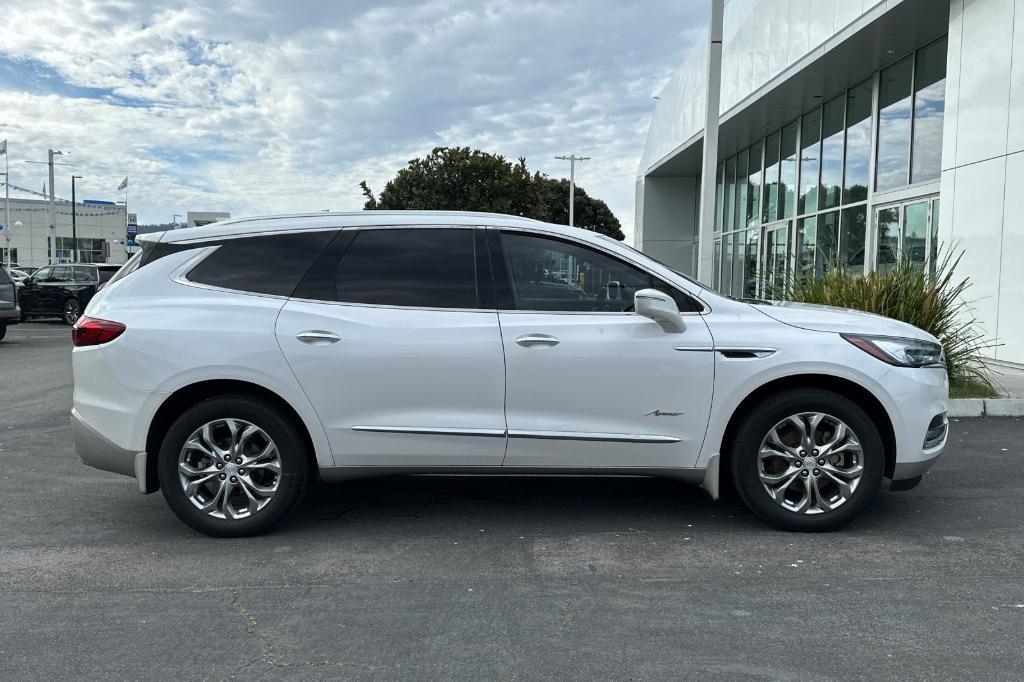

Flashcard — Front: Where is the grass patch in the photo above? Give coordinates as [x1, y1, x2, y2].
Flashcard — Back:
[949, 377, 1001, 399]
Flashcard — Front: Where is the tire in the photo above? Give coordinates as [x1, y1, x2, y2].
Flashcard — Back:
[158, 395, 310, 537]
[0, 324, 6, 341]
[728, 388, 884, 532]
[62, 298, 82, 325]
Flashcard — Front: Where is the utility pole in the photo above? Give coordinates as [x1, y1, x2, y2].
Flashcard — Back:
[554, 154, 590, 227]
[71, 175, 83, 263]
[48, 150, 62, 264]
[173, 213, 181, 229]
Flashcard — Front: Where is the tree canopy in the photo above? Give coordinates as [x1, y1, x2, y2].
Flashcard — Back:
[360, 146, 624, 240]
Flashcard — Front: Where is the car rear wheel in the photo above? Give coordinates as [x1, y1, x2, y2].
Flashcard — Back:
[0, 324, 6, 341]
[158, 395, 309, 537]
[729, 389, 884, 532]
[63, 298, 81, 325]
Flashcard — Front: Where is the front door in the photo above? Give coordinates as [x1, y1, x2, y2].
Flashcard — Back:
[276, 226, 507, 467]
[492, 230, 715, 469]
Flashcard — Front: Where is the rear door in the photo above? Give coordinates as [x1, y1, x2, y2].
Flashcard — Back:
[276, 226, 507, 467]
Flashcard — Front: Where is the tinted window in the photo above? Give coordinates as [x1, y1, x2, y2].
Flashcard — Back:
[51, 266, 72, 282]
[33, 267, 53, 282]
[188, 231, 336, 296]
[335, 228, 478, 308]
[73, 266, 96, 283]
[0, 268, 10, 285]
[498, 232, 699, 313]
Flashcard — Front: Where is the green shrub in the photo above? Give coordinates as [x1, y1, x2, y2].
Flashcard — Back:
[769, 251, 996, 391]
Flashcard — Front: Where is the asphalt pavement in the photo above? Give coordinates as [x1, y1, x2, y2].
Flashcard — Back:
[1, 321, 1023, 680]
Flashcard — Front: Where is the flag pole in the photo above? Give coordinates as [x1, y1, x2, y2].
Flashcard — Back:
[4, 141, 9, 268]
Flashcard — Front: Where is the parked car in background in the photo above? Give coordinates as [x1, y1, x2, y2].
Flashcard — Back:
[19, 263, 120, 325]
[72, 211, 948, 537]
[19, 266, 39, 276]
[0, 266, 20, 341]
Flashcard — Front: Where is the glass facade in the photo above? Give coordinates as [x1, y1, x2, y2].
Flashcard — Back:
[710, 37, 946, 299]
[54, 237, 107, 263]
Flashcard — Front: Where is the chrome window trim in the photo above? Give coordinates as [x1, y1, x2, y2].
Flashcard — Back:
[173, 225, 343, 244]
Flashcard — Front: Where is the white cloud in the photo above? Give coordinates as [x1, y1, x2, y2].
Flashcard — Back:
[0, 0, 705, 238]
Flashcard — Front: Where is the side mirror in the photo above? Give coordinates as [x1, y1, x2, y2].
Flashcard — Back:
[634, 288, 685, 333]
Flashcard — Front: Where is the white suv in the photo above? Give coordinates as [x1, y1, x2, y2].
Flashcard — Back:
[71, 211, 948, 537]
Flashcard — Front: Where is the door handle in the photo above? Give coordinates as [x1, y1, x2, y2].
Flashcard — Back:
[296, 330, 341, 345]
[515, 333, 560, 348]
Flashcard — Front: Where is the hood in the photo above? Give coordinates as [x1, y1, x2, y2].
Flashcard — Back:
[750, 301, 937, 342]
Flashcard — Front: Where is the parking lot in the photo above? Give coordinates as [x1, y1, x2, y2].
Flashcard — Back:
[1, 321, 1023, 680]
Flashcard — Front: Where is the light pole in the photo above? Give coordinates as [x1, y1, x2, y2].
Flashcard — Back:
[1, 170, 8, 267]
[172, 214, 181, 229]
[1, 139, 8, 267]
[71, 175, 83, 263]
[554, 154, 590, 227]
[48, 150, 63, 264]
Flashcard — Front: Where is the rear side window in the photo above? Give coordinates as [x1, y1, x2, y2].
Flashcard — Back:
[188, 231, 336, 296]
[0, 268, 10, 285]
[97, 267, 119, 283]
[73, 266, 97, 283]
[333, 228, 478, 308]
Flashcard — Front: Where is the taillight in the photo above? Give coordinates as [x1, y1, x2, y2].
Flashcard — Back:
[72, 317, 126, 347]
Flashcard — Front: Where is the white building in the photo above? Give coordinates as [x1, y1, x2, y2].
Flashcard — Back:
[637, 0, 1024, 365]
[2, 187, 128, 267]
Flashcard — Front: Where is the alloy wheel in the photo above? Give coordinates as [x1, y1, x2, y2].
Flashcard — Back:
[177, 418, 282, 520]
[63, 299, 81, 325]
[757, 412, 864, 514]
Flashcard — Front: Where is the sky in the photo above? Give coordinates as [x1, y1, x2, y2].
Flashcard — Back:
[0, 1, 706, 241]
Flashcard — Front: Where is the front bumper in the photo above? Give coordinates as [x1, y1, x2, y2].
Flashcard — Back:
[884, 366, 948, 483]
[72, 408, 149, 491]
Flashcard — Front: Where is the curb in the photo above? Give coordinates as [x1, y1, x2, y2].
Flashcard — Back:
[948, 398, 1024, 417]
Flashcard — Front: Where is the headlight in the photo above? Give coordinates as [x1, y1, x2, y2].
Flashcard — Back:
[842, 334, 945, 368]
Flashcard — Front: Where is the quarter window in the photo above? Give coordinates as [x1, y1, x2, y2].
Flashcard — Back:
[498, 232, 698, 313]
[187, 231, 336, 297]
[334, 228, 479, 309]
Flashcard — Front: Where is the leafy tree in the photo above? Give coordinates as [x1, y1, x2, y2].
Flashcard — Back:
[360, 146, 624, 240]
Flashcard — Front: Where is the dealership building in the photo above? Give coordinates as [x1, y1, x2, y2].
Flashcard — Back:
[636, 0, 1024, 364]
[1, 186, 129, 267]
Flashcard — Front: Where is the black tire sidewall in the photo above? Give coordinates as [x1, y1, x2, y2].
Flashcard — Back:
[730, 389, 885, 532]
[63, 299, 81, 325]
[158, 395, 309, 537]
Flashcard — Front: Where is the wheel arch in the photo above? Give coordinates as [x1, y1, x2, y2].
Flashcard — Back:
[717, 374, 898, 486]
[143, 379, 320, 493]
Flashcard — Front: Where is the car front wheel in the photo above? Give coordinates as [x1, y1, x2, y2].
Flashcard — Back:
[158, 395, 309, 537]
[729, 389, 884, 532]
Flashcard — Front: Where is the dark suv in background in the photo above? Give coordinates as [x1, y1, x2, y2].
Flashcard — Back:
[0, 267, 20, 341]
[19, 264, 121, 325]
